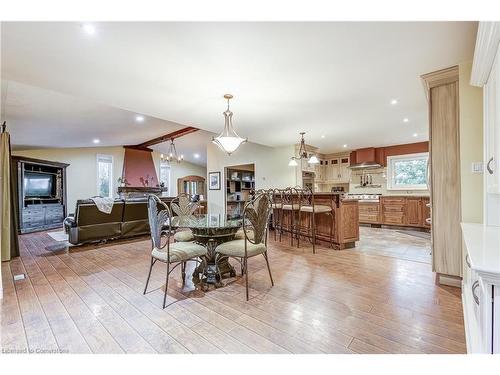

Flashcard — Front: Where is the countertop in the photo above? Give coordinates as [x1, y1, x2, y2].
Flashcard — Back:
[461, 223, 500, 277]
[380, 194, 430, 198]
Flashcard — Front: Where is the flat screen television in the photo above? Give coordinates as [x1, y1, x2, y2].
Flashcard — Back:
[24, 172, 55, 198]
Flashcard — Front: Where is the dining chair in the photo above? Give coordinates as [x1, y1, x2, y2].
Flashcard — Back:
[215, 192, 274, 300]
[170, 193, 199, 242]
[144, 194, 207, 308]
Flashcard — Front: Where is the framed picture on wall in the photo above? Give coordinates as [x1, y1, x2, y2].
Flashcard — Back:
[208, 171, 221, 190]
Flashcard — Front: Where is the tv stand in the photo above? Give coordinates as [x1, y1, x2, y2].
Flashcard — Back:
[12, 156, 69, 234]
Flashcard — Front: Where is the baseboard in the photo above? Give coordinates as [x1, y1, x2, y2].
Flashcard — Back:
[437, 273, 462, 288]
[0, 287, 3, 299]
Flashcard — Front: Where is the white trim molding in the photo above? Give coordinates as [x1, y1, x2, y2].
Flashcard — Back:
[471, 22, 500, 87]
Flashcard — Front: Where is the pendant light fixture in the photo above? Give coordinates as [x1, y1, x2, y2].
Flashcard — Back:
[212, 94, 247, 155]
[288, 132, 320, 166]
[160, 138, 184, 164]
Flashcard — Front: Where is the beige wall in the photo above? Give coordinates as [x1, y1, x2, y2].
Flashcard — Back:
[459, 61, 484, 223]
[207, 142, 297, 215]
[168, 161, 207, 197]
[13, 147, 206, 213]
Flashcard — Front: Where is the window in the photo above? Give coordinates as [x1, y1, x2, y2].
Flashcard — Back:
[97, 154, 113, 198]
[159, 161, 171, 195]
[387, 152, 429, 190]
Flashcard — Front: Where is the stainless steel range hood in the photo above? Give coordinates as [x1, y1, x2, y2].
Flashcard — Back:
[348, 161, 382, 170]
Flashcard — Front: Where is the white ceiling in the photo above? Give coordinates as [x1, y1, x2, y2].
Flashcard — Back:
[1, 80, 212, 165]
[1, 22, 477, 155]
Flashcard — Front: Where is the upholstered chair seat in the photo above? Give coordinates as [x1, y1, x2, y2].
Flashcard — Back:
[216, 239, 266, 258]
[299, 204, 332, 213]
[152, 241, 206, 263]
[282, 203, 300, 210]
[174, 230, 195, 242]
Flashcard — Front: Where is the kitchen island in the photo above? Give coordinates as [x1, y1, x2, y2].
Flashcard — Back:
[275, 192, 359, 250]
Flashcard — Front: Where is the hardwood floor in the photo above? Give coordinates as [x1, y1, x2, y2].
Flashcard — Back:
[1, 228, 466, 354]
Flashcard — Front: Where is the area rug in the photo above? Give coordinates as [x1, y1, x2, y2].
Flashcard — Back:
[396, 230, 431, 240]
[47, 231, 69, 242]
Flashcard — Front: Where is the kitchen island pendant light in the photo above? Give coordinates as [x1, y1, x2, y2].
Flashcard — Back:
[212, 94, 247, 155]
[289, 132, 319, 166]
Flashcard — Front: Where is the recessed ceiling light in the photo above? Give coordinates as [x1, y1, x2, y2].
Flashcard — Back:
[194, 153, 200, 159]
[135, 115, 145, 123]
[403, 118, 409, 123]
[321, 135, 325, 139]
[390, 99, 398, 105]
[413, 133, 418, 137]
[343, 144, 348, 148]
[82, 24, 96, 35]
[93, 139, 100, 144]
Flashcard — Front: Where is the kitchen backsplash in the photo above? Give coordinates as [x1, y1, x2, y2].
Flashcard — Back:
[348, 167, 429, 196]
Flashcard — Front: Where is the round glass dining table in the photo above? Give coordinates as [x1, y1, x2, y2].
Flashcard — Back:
[168, 214, 244, 287]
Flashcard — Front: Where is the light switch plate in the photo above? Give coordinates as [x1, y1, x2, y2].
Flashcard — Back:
[472, 162, 483, 174]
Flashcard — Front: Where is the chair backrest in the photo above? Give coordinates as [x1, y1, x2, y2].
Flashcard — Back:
[242, 192, 272, 245]
[170, 193, 200, 218]
[298, 187, 313, 208]
[147, 194, 172, 249]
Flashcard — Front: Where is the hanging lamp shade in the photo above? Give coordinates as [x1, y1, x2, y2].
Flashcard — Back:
[288, 158, 299, 167]
[308, 154, 320, 164]
[212, 94, 247, 155]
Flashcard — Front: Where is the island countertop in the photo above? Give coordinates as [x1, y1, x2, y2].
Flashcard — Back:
[274, 191, 359, 249]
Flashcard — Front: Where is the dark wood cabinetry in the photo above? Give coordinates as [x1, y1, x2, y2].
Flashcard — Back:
[359, 196, 430, 229]
[12, 156, 69, 234]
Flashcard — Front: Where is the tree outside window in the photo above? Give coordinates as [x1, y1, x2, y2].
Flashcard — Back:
[97, 154, 113, 198]
[387, 152, 428, 190]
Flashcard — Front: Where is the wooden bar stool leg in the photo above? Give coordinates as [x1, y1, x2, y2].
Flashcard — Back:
[297, 209, 302, 249]
[312, 211, 316, 254]
[329, 212, 334, 248]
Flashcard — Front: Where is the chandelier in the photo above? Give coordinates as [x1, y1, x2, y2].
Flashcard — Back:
[212, 94, 247, 155]
[288, 132, 319, 166]
[161, 138, 184, 164]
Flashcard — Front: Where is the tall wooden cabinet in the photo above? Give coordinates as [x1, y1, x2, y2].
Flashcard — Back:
[421, 66, 462, 285]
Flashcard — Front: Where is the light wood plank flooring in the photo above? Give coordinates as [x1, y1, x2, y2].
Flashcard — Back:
[1, 229, 465, 354]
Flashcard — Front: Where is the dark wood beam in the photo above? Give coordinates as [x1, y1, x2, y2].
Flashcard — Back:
[135, 126, 199, 149]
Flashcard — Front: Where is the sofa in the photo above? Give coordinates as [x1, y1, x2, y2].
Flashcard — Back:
[63, 197, 170, 245]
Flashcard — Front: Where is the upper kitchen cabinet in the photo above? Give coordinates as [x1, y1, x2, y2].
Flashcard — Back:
[422, 65, 462, 286]
[483, 43, 500, 224]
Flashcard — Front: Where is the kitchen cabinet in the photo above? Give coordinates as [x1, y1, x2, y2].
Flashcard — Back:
[406, 197, 422, 226]
[422, 66, 462, 282]
[461, 223, 500, 353]
[361, 196, 430, 228]
[324, 156, 350, 183]
[358, 202, 380, 224]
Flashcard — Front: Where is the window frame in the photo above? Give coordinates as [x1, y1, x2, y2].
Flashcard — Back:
[386, 152, 429, 191]
[96, 154, 114, 198]
[159, 160, 171, 196]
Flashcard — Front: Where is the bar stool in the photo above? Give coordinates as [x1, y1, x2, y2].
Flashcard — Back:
[281, 187, 301, 245]
[270, 188, 284, 241]
[296, 188, 334, 253]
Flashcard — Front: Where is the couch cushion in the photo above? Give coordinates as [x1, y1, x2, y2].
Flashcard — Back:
[152, 242, 206, 263]
[76, 201, 125, 226]
[121, 220, 149, 238]
[216, 239, 266, 258]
